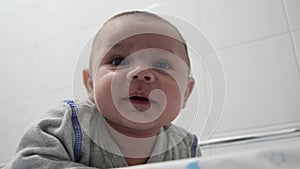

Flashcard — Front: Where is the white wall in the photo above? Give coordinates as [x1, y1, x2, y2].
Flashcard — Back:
[0, 0, 299, 163]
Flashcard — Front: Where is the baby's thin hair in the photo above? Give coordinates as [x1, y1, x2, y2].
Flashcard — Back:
[103, 10, 187, 51]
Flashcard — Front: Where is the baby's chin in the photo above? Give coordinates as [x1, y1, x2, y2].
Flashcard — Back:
[104, 115, 166, 136]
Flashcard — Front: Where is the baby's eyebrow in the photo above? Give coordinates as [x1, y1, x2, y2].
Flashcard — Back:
[106, 41, 127, 50]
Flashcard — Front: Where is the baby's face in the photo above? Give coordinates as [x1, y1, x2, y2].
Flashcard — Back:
[86, 17, 194, 132]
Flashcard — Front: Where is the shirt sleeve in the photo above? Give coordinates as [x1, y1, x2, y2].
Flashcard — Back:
[5, 103, 97, 169]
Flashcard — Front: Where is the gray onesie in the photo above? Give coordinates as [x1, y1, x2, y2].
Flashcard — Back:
[6, 99, 201, 169]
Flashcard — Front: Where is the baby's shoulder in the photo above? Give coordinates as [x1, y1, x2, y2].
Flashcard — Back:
[158, 124, 200, 158]
[163, 124, 194, 137]
[31, 99, 93, 131]
[39, 99, 94, 120]
[162, 124, 196, 145]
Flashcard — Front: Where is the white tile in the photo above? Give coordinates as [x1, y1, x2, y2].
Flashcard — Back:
[0, 0, 15, 15]
[175, 0, 288, 50]
[284, 0, 300, 30]
[213, 34, 300, 137]
[145, 0, 203, 27]
[74, 0, 164, 26]
[30, 34, 80, 95]
[24, 88, 73, 125]
[0, 100, 28, 161]
[0, 0, 43, 14]
[38, 0, 162, 42]
[40, 0, 132, 40]
[293, 30, 300, 70]
[0, 49, 35, 104]
[13, 0, 45, 11]
[0, 5, 43, 55]
[38, 0, 82, 42]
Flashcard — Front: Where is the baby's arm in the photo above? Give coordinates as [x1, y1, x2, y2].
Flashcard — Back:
[5, 103, 97, 169]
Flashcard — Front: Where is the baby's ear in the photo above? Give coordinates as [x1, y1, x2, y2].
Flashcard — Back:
[182, 77, 195, 108]
[82, 68, 94, 101]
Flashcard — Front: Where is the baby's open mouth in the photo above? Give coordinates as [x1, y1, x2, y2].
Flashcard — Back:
[128, 95, 153, 112]
[129, 96, 150, 104]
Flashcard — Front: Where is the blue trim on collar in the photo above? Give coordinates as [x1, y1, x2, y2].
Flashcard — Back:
[191, 135, 198, 157]
[64, 100, 82, 162]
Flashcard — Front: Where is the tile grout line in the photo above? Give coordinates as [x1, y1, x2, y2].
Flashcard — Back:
[199, 31, 293, 57]
[281, 0, 300, 78]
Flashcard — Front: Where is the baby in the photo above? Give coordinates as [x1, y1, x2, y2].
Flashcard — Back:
[6, 10, 201, 169]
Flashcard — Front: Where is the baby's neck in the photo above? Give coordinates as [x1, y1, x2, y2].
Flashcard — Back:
[106, 120, 160, 138]
[125, 157, 149, 166]
[105, 121, 160, 165]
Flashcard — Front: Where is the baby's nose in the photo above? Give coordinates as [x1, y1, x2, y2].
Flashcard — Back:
[126, 67, 155, 83]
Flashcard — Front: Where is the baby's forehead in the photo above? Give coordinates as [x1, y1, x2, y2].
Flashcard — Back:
[96, 16, 184, 47]
[104, 33, 184, 51]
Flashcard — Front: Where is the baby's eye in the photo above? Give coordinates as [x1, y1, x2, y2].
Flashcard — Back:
[152, 61, 172, 69]
[109, 56, 129, 66]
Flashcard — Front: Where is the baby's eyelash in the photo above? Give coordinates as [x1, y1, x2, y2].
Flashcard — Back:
[108, 55, 129, 66]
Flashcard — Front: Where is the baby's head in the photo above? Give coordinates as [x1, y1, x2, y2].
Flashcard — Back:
[83, 11, 195, 133]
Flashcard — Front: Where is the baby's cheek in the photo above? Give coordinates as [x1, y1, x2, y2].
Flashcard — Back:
[160, 86, 182, 124]
[94, 76, 114, 107]
[166, 94, 184, 124]
[162, 82, 182, 105]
